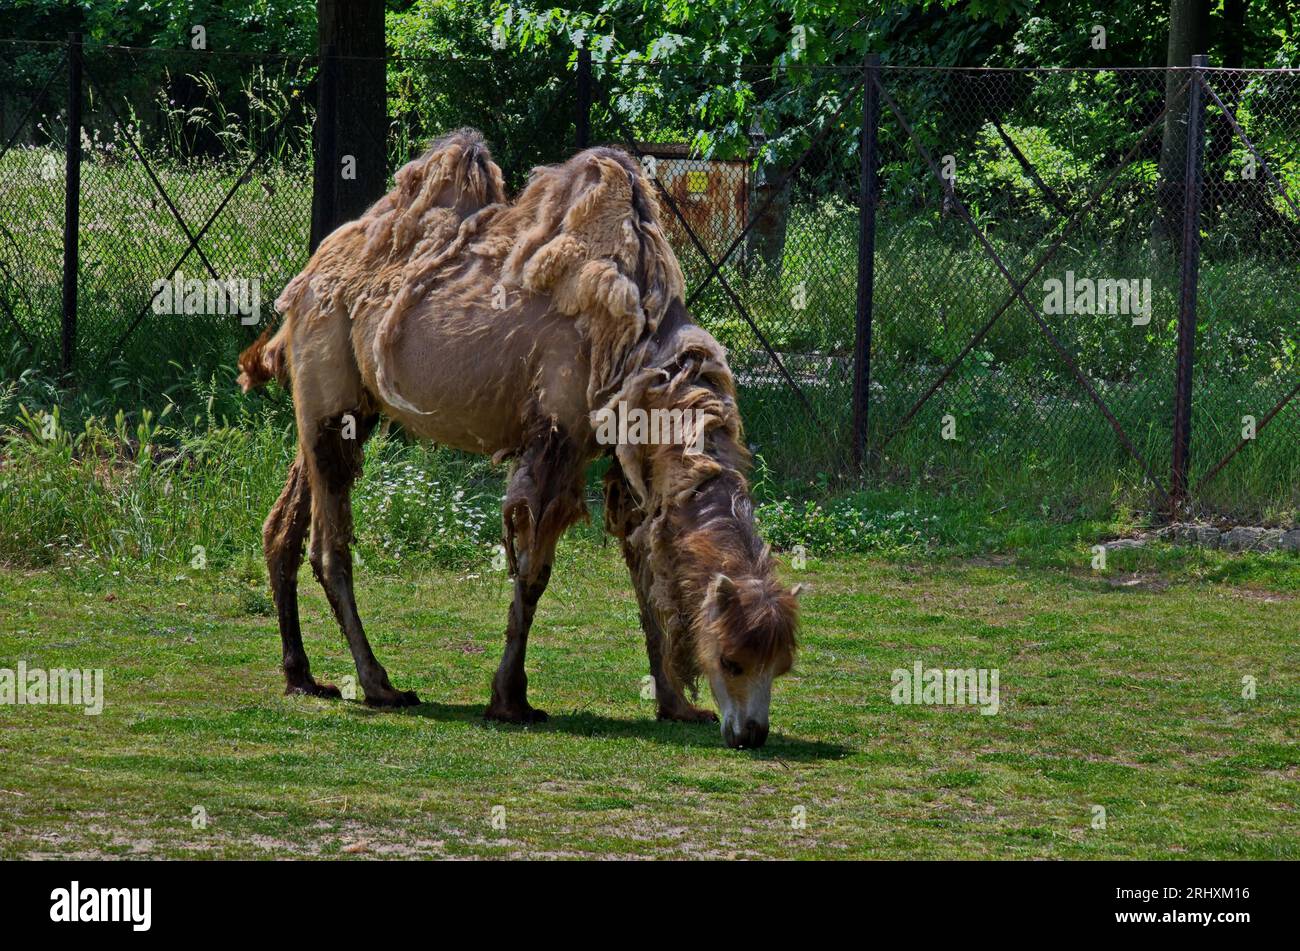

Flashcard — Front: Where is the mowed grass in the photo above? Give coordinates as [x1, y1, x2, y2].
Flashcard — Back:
[0, 541, 1296, 859]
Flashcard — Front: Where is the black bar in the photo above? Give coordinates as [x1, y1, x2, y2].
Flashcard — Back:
[60, 31, 82, 379]
[576, 43, 592, 150]
[1170, 55, 1207, 514]
[310, 45, 338, 254]
[5, 859, 1286, 934]
[852, 54, 879, 472]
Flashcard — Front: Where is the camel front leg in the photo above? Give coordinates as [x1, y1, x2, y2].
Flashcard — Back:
[603, 465, 716, 723]
[485, 424, 587, 724]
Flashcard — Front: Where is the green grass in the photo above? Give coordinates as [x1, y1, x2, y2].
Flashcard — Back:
[1, 540, 1297, 859]
[1, 388, 1294, 859]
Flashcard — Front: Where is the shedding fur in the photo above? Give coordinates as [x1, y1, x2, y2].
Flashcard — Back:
[239, 129, 795, 740]
[268, 132, 682, 418]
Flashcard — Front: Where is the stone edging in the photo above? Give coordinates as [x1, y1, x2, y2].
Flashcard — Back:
[1104, 524, 1300, 553]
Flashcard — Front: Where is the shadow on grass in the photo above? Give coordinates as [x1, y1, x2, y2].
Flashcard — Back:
[359, 700, 849, 760]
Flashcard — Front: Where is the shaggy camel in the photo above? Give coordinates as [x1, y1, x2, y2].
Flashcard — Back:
[239, 129, 799, 748]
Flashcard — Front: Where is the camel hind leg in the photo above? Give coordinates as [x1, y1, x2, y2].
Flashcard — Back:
[265, 455, 340, 698]
[485, 420, 588, 723]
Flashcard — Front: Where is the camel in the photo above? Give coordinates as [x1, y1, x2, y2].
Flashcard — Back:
[238, 129, 800, 748]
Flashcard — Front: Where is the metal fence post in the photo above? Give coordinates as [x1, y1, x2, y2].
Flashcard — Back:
[576, 42, 592, 150]
[852, 53, 880, 472]
[60, 31, 82, 378]
[309, 44, 338, 253]
[1170, 54, 1207, 514]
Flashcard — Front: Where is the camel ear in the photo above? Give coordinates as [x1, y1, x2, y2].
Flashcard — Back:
[708, 574, 739, 613]
[790, 583, 807, 600]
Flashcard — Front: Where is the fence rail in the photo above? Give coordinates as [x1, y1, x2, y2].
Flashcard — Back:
[1, 38, 1297, 520]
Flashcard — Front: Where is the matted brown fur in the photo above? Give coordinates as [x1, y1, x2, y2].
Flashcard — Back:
[603, 312, 799, 693]
[241, 128, 797, 738]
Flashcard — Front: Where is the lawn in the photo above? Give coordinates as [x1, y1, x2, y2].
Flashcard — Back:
[1, 540, 1296, 859]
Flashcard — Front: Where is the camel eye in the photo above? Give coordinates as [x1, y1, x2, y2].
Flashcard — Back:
[720, 657, 743, 677]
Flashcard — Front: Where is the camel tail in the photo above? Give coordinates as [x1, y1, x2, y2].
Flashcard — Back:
[237, 324, 289, 392]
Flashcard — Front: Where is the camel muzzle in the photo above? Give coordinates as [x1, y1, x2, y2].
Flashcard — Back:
[723, 717, 770, 749]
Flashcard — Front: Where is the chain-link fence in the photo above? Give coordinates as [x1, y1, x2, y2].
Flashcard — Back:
[1191, 68, 1300, 517]
[2, 39, 1297, 520]
[864, 64, 1299, 520]
[0, 39, 314, 378]
[0, 38, 67, 369]
[871, 66, 1183, 507]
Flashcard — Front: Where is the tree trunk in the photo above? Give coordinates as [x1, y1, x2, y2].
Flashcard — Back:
[1201, 0, 1242, 184]
[1155, 0, 1209, 245]
[747, 158, 792, 273]
[312, 0, 386, 248]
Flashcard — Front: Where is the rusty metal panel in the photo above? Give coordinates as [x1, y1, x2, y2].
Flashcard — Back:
[638, 146, 750, 263]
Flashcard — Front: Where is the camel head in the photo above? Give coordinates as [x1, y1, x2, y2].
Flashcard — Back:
[674, 475, 801, 749]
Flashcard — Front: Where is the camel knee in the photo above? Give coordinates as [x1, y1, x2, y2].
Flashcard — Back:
[518, 561, 551, 602]
[310, 408, 378, 495]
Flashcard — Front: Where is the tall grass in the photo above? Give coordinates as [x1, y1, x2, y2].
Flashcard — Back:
[0, 368, 514, 573]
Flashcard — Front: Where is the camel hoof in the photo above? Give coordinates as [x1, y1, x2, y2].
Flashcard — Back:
[286, 679, 343, 700]
[484, 703, 549, 724]
[658, 705, 719, 724]
[364, 688, 421, 708]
